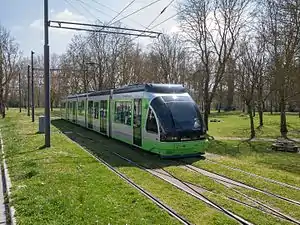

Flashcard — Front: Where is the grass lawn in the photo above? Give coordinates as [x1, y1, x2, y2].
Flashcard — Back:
[52, 118, 298, 225]
[5, 108, 299, 224]
[208, 111, 300, 139]
[184, 140, 300, 221]
[53, 118, 239, 225]
[200, 140, 300, 187]
[0, 110, 182, 225]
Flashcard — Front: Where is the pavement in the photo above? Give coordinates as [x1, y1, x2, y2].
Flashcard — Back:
[0, 164, 6, 225]
[0, 129, 14, 225]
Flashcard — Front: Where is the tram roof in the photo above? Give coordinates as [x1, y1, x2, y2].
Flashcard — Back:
[67, 93, 88, 99]
[66, 83, 186, 99]
[113, 83, 186, 94]
[88, 90, 111, 97]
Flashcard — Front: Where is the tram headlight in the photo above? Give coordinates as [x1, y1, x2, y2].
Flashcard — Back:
[160, 133, 179, 142]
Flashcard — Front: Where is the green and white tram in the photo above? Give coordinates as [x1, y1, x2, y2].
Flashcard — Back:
[61, 83, 208, 158]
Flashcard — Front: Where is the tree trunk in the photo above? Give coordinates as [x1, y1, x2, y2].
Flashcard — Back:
[204, 101, 210, 131]
[270, 98, 273, 114]
[4, 83, 9, 108]
[51, 100, 53, 112]
[226, 81, 234, 111]
[258, 102, 264, 127]
[279, 95, 288, 138]
[218, 103, 221, 113]
[258, 109, 263, 127]
[247, 103, 255, 139]
[203, 77, 210, 130]
[0, 88, 5, 118]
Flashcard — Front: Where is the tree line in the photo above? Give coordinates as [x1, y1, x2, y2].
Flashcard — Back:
[0, 0, 300, 138]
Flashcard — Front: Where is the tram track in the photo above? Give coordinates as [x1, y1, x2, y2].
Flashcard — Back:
[175, 161, 300, 207]
[203, 155, 300, 191]
[58, 128, 192, 225]
[147, 162, 300, 224]
[119, 157, 300, 225]
[67, 130, 253, 225]
[56, 121, 300, 224]
[161, 168, 300, 225]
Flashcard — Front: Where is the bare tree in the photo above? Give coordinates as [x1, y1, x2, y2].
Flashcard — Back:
[151, 33, 187, 83]
[236, 37, 266, 139]
[261, 0, 300, 138]
[0, 24, 21, 117]
[178, 0, 252, 129]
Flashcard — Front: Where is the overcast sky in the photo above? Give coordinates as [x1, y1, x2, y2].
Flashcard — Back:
[1, 0, 180, 56]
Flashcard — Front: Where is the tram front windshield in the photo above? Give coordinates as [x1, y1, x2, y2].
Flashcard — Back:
[150, 95, 204, 132]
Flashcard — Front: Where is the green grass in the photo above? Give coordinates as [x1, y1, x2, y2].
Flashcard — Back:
[54, 118, 239, 225]
[1, 111, 182, 225]
[165, 166, 291, 225]
[208, 111, 300, 139]
[201, 140, 300, 187]
[183, 140, 300, 221]
[5, 108, 300, 224]
[52, 118, 299, 225]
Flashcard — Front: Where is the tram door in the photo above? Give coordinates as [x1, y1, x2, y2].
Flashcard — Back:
[133, 99, 142, 146]
[100, 100, 108, 134]
[66, 102, 69, 120]
[72, 101, 76, 122]
[88, 101, 93, 129]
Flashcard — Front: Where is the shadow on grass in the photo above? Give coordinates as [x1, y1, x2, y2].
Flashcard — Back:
[51, 119, 202, 170]
[23, 131, 44, 136]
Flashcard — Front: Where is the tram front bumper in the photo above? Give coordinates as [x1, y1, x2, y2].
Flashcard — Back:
[158, 139, 209, 158]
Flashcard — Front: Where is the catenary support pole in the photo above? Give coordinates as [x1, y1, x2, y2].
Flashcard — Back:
[44, 0, 50, 147]
[27, 65, 30, 116]
[31, 50, 35, 122]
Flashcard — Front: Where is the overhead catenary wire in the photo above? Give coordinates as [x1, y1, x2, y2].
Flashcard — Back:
[149, 10, 181, 30]
[131, 0, 176, 41]
[76, 0, 144, 30]
[75, 0, 146, 31]
[61, 0, 161, 56]
[62, 0, 138, 55]
[64, 0, 95, 24]
[106, 0, 137, 26]
[49, 24, 158, 38]
[76, 0, 101, 20]
[113, 0, 162, 26]
[76, 0, 113, 20]
[49, 20, 161, 35]
[89, 0, 149, 29]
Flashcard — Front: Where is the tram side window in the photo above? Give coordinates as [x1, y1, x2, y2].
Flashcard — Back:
[114, 101, 132, 126]
[88, 101, 93, 116]
[146, 108, 158, 133]
[94, 102, 99, 119]
[114, 102, 121, 123]
[102, 100, 107, 118]
[78, 100, 85, 116]
[124, 102, 132, 126]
